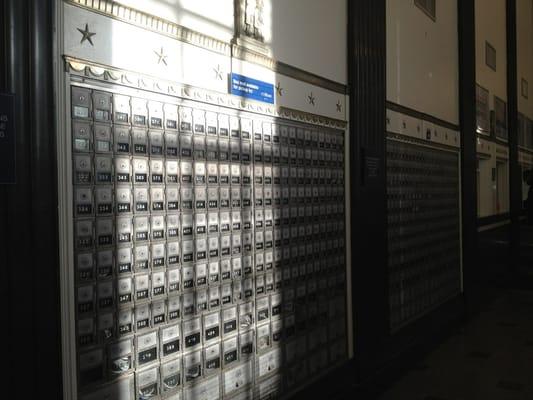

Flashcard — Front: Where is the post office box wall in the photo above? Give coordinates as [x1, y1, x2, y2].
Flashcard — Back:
[69, 84, 347, 399]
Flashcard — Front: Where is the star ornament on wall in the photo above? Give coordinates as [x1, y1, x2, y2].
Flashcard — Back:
[77, 23, 96, 46]
[336, 100, 342, 112]
[308, 92, 316, 106]
[154, 47, 168, 66]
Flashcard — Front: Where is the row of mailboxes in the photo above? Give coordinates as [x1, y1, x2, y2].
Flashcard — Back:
[74, 220, 345, 255]
[78, 317, 347, 384]
[78, 310, 346, 391]
[79, 336, 346, 400]
[71, 87, 344, 146]
[74, 185, 344, 212]
[75, 253, 346, 289]
[78, 304, 255, 356]
[73, 214, 344, 246]
[390, 275, 460, 327]
[76, 271, 346, 327]
[73, 156, 344, 187]
[73, 185, 345, 217]
[79, 333, 347, 400]
[75, 241, 345, 282]
[77, 285, 350, 362]
[73, 209, 344, 239]
[73, 249, 345, 294]
[76, 269, 346, 319]
[73, 124, 344, 168]
[386, 139, 461, 331]
[73, 254, 345, 299]
[71, 119, 344, 159]
[388, 221, 458, 256]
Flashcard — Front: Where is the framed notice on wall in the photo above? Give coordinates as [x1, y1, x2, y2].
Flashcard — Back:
[494, 96, 507, 140]
[476, 84, 490, 135]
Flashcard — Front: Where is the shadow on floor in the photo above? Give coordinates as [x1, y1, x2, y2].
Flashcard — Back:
[372, 222, 533, 400]
[376, 289, 533, 400]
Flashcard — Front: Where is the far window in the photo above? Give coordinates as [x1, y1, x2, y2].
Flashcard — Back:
[486, 42, 497, 71]
[476, 84, 490, 134]
[494, 96, 507, 140]
[522, 78, 529, 99]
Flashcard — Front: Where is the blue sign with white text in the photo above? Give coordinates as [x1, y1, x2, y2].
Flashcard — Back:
[230, 73, 274, 104]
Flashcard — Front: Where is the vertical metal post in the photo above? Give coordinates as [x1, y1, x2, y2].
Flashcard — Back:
[507, 0, 520, 272]
[458, 0, 478, 295]
[4, 0, 62, 396]
[348, 0, 388, 379]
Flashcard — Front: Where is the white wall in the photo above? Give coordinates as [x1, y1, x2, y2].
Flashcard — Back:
[517, 0, 533, 119]
[270, 0, 347, 84]
[475, 0, 507, 107]
[386, 0, 459, 124]
[115, 0, 348, 84]
[114, 0, 235, 42]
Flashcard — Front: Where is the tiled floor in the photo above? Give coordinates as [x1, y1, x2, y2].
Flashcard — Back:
[378, 290, 533, 400]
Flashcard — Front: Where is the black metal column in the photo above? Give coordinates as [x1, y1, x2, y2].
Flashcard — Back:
[458, 0, 478, 294]
[348, 0, 388, 379]
[507, 0, 520, 272]
[3, 0, 62, 397]
[4, 0, 35, 395]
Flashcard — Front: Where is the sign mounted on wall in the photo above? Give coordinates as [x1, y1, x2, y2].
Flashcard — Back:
[0, 92, 15, 184]
[230, 73, 274, 104]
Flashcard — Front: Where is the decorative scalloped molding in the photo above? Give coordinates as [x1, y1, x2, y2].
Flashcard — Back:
[64, 56, 347, 129]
